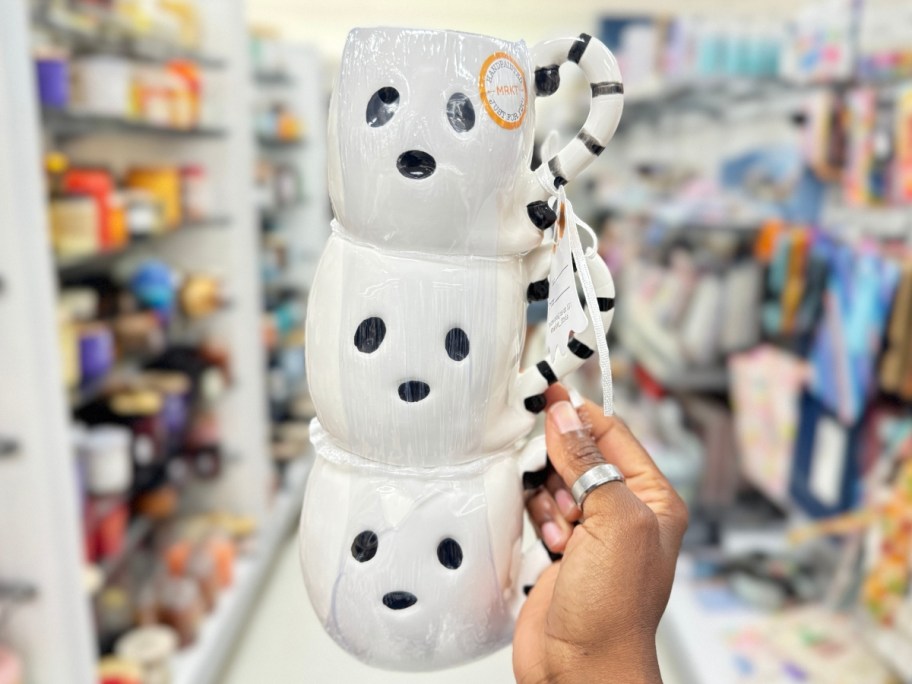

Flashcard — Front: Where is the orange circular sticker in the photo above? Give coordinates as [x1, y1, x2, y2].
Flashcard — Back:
[478, 52, 527, 130]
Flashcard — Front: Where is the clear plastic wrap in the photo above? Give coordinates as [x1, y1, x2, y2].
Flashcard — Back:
[301, 26, 624, 670]
[301, 421, 550, 670]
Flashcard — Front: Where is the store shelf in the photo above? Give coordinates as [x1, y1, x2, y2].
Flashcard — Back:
[597, 199, 768, 235]
[253, 71, 295, 86]
[68, 364, 137, 409]
[171, 453, 312, 684]
[56, 216, 230, 275]
[864, 620, 912, 683]
[257, 134, 305, 149]
[3, 0, 272, 679]
[259, 200, 308, 220]
[659, 557, 756, 684]
[43, 110, 227, 141]
[34, 10, 226, 69]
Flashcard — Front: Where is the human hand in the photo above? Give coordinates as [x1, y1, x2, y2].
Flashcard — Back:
[514, 384, 689, 684]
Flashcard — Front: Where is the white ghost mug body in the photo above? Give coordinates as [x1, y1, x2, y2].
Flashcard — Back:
[307, 27, 624, 465]
[300, 423, 551, 671]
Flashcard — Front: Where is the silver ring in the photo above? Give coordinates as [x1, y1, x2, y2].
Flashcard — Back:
[570, 463, 625, 508]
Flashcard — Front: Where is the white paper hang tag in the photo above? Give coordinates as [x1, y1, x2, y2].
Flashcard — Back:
[544, 186, 615, 416]
[547, 194, 589, 364]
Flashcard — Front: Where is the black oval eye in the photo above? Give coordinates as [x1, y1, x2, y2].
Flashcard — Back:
[354, 317, 386, 354]
[446, 93, 475, 133]
[437, 538, 463, 569]
[351, 530, 378, 562]
[445, 327, 469, 361]
[366, 87, 400, 127]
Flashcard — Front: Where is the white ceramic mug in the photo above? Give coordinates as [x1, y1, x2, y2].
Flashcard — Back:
[326, 27, 624, 256]
[307, 28, 623, 466]
[300, 423, 550, 671]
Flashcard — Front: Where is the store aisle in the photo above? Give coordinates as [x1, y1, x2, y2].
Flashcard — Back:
[223, 535, 687, 683]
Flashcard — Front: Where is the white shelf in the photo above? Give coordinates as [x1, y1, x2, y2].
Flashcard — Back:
[172, 453, 312, 684]
[56, 216, 230, 275]
[659, 558, 757, 684]
[1, 1, 272, 680]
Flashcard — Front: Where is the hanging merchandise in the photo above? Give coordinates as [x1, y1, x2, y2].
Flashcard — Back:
[859, 437, 912, 681]
[761, 228, 830, 354]
[893, 86, 912, 204]
[843, 88, 878, 207]
[729, 346, 808, 508]
[719, 261, 763, 354]
[802, 89, 848, 183]
[300, 27, 623, 670]
[808, 246, 899, 424]
[880, 262, 912, 400]
[790, 391, 864, 517]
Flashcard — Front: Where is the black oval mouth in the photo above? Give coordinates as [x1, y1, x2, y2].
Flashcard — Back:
[383, 591, 418, 610]
[397, 150, 436, 179]
[398, 381, 430, 403]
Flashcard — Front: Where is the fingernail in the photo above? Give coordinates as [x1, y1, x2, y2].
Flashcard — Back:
[550, 401, 583, 434]
[555, 488, 579, 518]
[541, 521, 563, 550]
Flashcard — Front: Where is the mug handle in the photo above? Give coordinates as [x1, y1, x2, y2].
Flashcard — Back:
[525, 33, 624, 228]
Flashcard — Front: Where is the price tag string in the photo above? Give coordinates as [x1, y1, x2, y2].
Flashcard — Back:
[544, 183, 614, 416]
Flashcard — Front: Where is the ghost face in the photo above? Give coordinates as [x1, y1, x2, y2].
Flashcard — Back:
[300, 453, 524, 670]
[306, 235, 534, 465]
[328, 27, 541, 256]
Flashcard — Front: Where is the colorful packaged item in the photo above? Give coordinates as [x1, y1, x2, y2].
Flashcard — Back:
[114, 627, 177, 684]
[893, 86, 912, 203]
[808, 246, 899, 424]
[130, 260, 177, 316]
[843, 88, 877, 207]
[300, 27, 623, 670]
[70, 56, 133, 118]
[180, 164, 211, 220]
[729, 346, 807, 507]
[790, 392, 862, 518]
[83, 425, 133, 496]
[63, 167, 120, 249]
[35, 55, 70, 109]
[126, 167, 183, 229]
[77, 322, 115, 385]
[880, 262, 912, 400]
[50, 197, 96, 254]
[97, 657, 141, 684]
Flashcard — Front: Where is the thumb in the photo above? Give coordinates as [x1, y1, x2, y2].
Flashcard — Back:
[545, 401, 639, 520]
